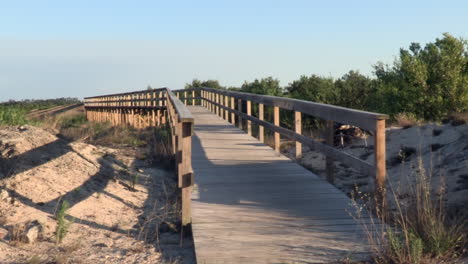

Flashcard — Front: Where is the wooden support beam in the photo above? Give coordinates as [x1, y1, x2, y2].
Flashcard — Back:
[274, 106, 280, 154]
[295, 111, 302, 159]
[192, 90, 195, 105]
[375, 119, 386, 207]
[230, 97, 235, 125]
[178, 121, 194, 226]
[326, 120, 335, 183]
[259, 103, 264, 143]
[247, 100, 252, 136]
[238, 99, 243, 130]
[224, 95, 229, 121]
[216, 93, 219, 116]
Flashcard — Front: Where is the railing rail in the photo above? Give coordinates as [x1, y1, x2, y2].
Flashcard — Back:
[84, 88, 194, 225]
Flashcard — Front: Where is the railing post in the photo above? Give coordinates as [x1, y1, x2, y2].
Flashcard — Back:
[295, 111, 302, 159]
[237, 99, 243, 130]
[224, 95, 229, 121]
[247, 100, 252, 136]
[326, 120, 335, 183]
[375, 119, 386, 207]
[215, 93, 219, 116]
[192, 90, 195, 105]
[230, 97, 235, 125]
[179, 121, 193, 226]
[259, 103, 264, 143]
[274, 106, 280, 153]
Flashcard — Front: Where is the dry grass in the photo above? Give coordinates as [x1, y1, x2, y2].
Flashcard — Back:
[353, 157, 467, 264]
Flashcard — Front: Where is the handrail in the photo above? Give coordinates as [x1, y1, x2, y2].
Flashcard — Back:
[84, 88, 194, 226]
[83, 87, 167, 99]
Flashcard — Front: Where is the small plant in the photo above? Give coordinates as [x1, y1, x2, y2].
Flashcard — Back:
[131, 174, 139, 190]
[55, 200, 73, 244]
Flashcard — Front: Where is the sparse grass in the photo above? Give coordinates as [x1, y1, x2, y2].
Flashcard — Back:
[9, 222, 26, 244]
[354, 157, 467, 264]
[55, 200, 73, 244]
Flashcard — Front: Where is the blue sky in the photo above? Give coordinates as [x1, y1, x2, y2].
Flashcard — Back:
[0, 0, 466, 101]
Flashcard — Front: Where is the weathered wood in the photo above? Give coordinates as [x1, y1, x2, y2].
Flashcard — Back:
[274, 106, 280, 153]
[325, 120, 335, 183]
[180, 122, 194, 226]
[230, 97, 235, 125]
[237, 98, 243, 130]
[375, 119, 386, 207]
[188, 106, 375, 264]
[247, 100, 252, 136]
[224, 95, 229, 121]
[259, 103, 264, 143]
[295, 111, 302, 159]
[201, 98, 375, 175]
[192, 90, 195, 105]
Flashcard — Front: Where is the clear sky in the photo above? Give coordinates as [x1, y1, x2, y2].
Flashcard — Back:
[0, 0, 466, 101]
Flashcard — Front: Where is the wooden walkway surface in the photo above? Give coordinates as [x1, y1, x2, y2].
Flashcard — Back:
[188, 106, 373, 264]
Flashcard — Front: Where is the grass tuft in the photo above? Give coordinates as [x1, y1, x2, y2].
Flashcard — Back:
[55, 200, 73, 244]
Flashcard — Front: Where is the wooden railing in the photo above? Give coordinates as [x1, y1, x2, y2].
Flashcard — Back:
[84, 88, 195, 226]
[174, 87, 388, 203]
[85, 85, 389, 218]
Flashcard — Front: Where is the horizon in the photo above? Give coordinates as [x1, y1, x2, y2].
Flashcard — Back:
[0, 0, 467, 101]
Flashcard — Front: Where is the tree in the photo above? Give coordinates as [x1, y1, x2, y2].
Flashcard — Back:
[374, 33, 468, 120]
[334, 70, 374, 110]
[286, 75, 335, 104]
[185, 79, 225, 90]
[241, 77, 283, 96]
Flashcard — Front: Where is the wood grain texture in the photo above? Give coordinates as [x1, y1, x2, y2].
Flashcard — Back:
[188, 106, 375, 264]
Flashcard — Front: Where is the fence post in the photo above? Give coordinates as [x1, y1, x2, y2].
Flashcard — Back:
[179, 121, 193, 226]
[238, 99, 243, 130]
[247, 100, 252, 136]
[259, 103, 264, 143]
[231, 97, 235, 125]
[375, 119, 386, 207]
[192, 90, 195, 105]
[274, 106, 280, 154]
[326, 120, 335, 183]
[295, 111, 302, 159]
[224, 95, 229, 121]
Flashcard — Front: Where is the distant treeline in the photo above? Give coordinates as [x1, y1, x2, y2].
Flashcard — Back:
[186, 33, 467, 122]
[0, 97, 81, 126]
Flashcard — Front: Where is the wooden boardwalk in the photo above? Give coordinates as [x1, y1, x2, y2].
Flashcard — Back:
[189, 106, 373, 264]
